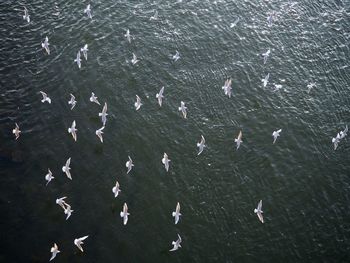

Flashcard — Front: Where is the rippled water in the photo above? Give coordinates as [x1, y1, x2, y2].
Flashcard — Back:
[1, 0, 350, 262]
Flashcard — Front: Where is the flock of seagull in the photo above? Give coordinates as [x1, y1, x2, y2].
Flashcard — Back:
[11, 2, 347, 261]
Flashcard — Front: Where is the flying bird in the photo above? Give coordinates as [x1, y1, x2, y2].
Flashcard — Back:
[254, 200, 264, 223]
[40, 91, 51, 104]
[41, 36, 50, 55]
[156, 86, 165, 107]
[131, 53, 139, 65]
[84, 4, 92, 19]
[332, 133, 341, 150]
[64, 204, 74, 220]
[230, 17, 239, 28]
[68, 120, 77, 142]
[81, 44, 88, 60]
[172, 202, 181, 224]
[222, 78, 232, 98]
[49, 243, 60, 261]
[23, 7, 30, 23]
[56, 197, 68, 210]
[339, 125, 348, 139]
[197, 135, 206, 155]
[74, 50, 81, 69]
[12, 123, 21, 140]
[95, 126, 105, 143]
[74, 236, 89, 252]
[90, 92, 101, 105]
[162, 153, 171, 172]
[126, 156, 134, 174]
[150, 10, 158, 20]
[169, 234, 182, 251]
[112, 181, 121, 198]
[262, 73, 270, 87]
[120, 203, 130, 225]
[99, 102, 108, 126]
[124, 29, 131, 43]
[45, 168, 54, 186]
[62, 157, 72, 180]
[134, 95, 142, 110]
[172, 51, 180, 62]
[272, 129, 282, 144]
[234, 130, 243, 150]
[68, 94, 77, 110]
[178, 101, 187, 119]
[262, 49, 270, 64]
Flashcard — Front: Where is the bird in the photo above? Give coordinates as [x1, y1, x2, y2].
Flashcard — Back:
[90, 92, 101, 105]
[23, 7, 30, 23]
[84, 4, 92, 19]
[41, 36, 50, 55]
[150, 10, 158, 20]
[68, 94, 77, 110]
[273, 84, 282, 92]
[124, 29, 131, 43]
[307, 82, 316, 93]
[178, 101, 187, 119]
[81, 44, 88, 60]
[39, 91, 51, 104]
[12, 123, 21, 140]
[230, 17, 239, 28]
[339, 125, 348, 139]
[56, 197, 68, 210]
[95, 126, 105, 143]
[172, 51, 180, 62]
[254, 200, 264, 223]
[267, 13, 274, 27]
[68, 120, 77, 142]
[131, 53, 139, 65]
[64, 204, 74, 220]
[222, 78, 232, 98]
[74, 236, 89, 252]
[172, 202, 181, 224]
[197, 135, 206, 155]
[262, 73, 269, 87]
[156, 86, 164, 107]
[74, 51, 81, 69]
[272, 129, 282, 144]
[332, 133, 341, 150]
[162, 153, 171, 172]
[126, 156, 134, 174]
[262, 49, 270, 64]
[62, 157, 72, 180]
[112, 181, 121, 198]
[45, 169, 54, 186]
[99, 102, 108, 126]
[49, 243, 60, 261]
[234, 130, 243, 150]
[134, 95, 142, 110]
[169, 234, 182, 251]
[120, 203, 130, 225]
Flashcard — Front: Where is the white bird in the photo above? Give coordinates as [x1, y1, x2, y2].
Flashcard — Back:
[307, 82, 316, 93]
[112, 181, 121, 198]
[23, 7, 30, 23]
[340, 125, 348, 139]
[124, 29, 131, 43]
[267, 13, 273, 27]
[74, 50, 81, 69]
[39, 91, 51, 104]
[126, 156, 134, 174]
[90, 92, 101, 105]
[222, 78, 232, 98]
[95, 126, 105, 143]
[234, 130, 243, 150]
[332, 133, 341, 150]
[45, 168, 54, 186]
[68, 94, 77, 110]
[178, 101, 187, 119]
[41, 36, 50, 55]
[134, 95, 142, 110]
[131, 53, 139, 65]
[84, 4, 92, 19]
[162, 153, 171, 172]
[197, 135, 206, 155]
[12, 123, 21, 140]
[56, 197, 68, 210]
[254, 200, 264, 223]
[68, 120, 77, 142]
[74, 236, 89, 252]
[49, 243, 60, 261]
[172, 202, 181, 225]
[64, 204, 74, 220]
[120, 203, 130, 225]
[230, 17, 239, 28]
[150, 10, 158, 20]
[262, 73, 269, 87]
[169, 234, 182, 251]
[262, 49, 270, 64]
[272, 129, 282, 144]
[62, 157, 72, 180]
[156, 86, 165, 107]
[99, 102, 108, 126]
[172, 51, 180, 62]
[81, 44, 88, 60]
[273, 84, 282, 92]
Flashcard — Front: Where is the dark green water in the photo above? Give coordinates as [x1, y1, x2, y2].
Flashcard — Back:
[1, 0, 350, 262]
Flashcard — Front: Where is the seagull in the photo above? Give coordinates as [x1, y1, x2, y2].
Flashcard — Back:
[95, 126, 105, 143]
[90, 92, 101, 105]
[262, 73, 270, 87]
[156, 86, 165, 107]
[41, 36, 50, 55]
[124, 29, 131, 43]
[45, 169, 54, 186]
[49, 243, 60, 261]
[230, 17, 239, 28]
[112, 181, 121, 198]
[56, 197, 68, 210]
[12, 123, 21, 140]
[262, 49, 270, 64]
[74, 236, 89, 252]
[74, 50, 81, 69]
[172, 51, 180, 62]
[23, 7, 30, 23]
[307, 82, 316, 93]
[99, 102, 108, 126]
[62, 157, 72, 180]
[332, 133, 341, 150]
[64, 204, 74, 220]
[178, 101, 187, 119]
[267, 13, 274, 27]
[272, 129, 282, 144]
[197, 135, 206, 155]
[120, 203, 130, 225]
[134, 95, 142, 110]
[234, 130, 243, 150]
[131, 53, 139, 65]
[84, 4, 92, 19]
[222, 78, 232, 98]
[340, 125, 348, 139]
[68, 120, 77, 142]
[273, 84, 282, 92]
[39, 91, 51, 104]
[162, 153, 171, 172]
[172, 202, 181, 224]
[254, 200, 264, 223]
[126, 156, 134, 174]
[169, 234, 182, 251]
[68, 94, 77, 110]
[150, 10, 158, 20]
[80, 44, 88, 60]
